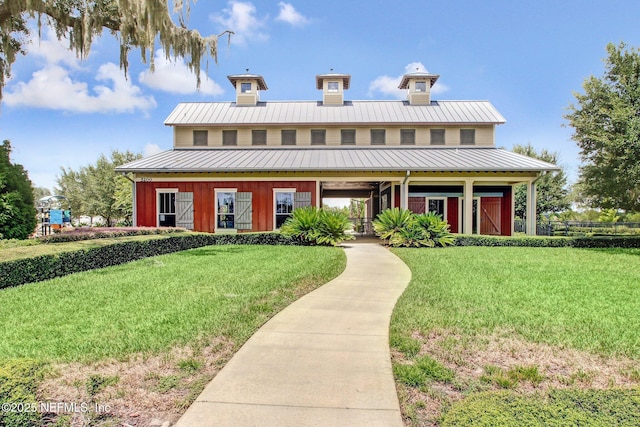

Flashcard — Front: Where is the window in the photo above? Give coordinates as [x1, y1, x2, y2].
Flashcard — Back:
[400, 129, 416, 145]
[216, 190, 236, 230]
[426, 198, 447, 218]
[415, 81, 427, 92]
[252, 130, 267, 146]
[371, 129, 386, 145]
[157, 190, 177, 227]
[460, 129, 476, 145]
[340, 129, 356, 145]
[222, 130, 237, 146]
[327, 81, 339, 92]
[240, 82, 251, 93]
[281, 130, 296, 145]
[193, 130, 208, 146]
[430, 129, 445, 145]
[311, 129, 326, 145]
[274, 191, 294, 228]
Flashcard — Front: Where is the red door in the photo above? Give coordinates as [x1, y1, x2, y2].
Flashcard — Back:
[480, 197, 501, 235]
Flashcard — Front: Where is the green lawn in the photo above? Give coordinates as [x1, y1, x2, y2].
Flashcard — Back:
[0, 232, 194, 262]
[391, 247, 640, 358]
[0, 244, 345, 361]
[390, 247, 640, 426]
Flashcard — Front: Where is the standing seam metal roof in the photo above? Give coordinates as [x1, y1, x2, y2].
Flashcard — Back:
[115, 147, 559, 173]
[164, 100, 506, 126]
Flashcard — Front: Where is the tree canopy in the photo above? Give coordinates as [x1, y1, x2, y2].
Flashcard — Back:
[565, 42, 640, 211]
[0, 140, 37, 239]
[0, 0, 232, 100]
[513, 143, 570, 219]
[56, 150, 141, 225]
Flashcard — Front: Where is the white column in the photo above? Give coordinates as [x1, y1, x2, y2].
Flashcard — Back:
[526, 180, 537, 236]
[400, 179, 410, 210]
[391, 183, 396, 208]
[463, 179, 474, 234]
[315, 181, 321, 208]
[132, 178, 137, 227]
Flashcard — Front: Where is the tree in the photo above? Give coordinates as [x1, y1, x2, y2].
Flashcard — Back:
[33, 186, 52, 203]
[56, 150, 141, 225]
[513, 143, 570, 219]
[0, 1, 233, 100]
[565, 42, 640, 211]
[0, 140, 37, 239]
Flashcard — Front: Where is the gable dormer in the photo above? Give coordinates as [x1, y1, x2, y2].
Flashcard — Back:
[227, 72, 268, 106]
[316, 72, 350, 105]
[398, 71, 439, 105]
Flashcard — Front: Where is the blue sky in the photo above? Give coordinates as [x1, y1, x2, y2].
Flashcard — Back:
[2, 0, 640, 191]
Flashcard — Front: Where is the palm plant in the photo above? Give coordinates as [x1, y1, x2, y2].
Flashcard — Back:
[315, 209, 354, 246]
[373, 208, 454, 247]
[280, 206, 320, 244]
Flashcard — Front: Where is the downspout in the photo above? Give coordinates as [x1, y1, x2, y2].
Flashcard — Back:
[121, 173, 137, 227]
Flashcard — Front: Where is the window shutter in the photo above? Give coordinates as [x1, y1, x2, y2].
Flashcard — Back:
[176, 192, 194, 230]
[401, 129, 416, 145]
[294, 192, 312, 209]
[236, 192, 252, 230]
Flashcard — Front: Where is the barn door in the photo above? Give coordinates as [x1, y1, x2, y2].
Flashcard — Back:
[294, 192, 312, 209]
[236, 192, 253, 230]
[176, 192, 194, 230]
[408, 197, 425, 214]
[480, 197, 501, 235]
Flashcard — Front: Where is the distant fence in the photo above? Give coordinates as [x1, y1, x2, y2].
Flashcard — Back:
[515, 220, 640, 236]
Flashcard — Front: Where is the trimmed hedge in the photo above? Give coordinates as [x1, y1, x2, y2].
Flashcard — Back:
[454, 234, 640, 248]
[38, 227, 183, 244]
[0, 233, 298, 289]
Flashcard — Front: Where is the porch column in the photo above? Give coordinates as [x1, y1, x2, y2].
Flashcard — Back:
[526, 180, 537, 236]
[315, 181, 321, 208]
[463, 179, 474, 234]
[132, 179, 137, 227]
[400, 180, 410, 210]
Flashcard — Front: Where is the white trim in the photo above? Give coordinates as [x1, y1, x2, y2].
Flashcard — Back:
[135, 175, 536, 184]
[156, 188, 178, 227]
[273, 188, 296, 231]
[214, 188, 238, 233]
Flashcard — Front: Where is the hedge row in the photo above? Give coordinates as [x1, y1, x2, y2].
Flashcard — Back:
[454, 234, 640, 248]
[0, 233, 298, 289]
[38, 227, 183, 244]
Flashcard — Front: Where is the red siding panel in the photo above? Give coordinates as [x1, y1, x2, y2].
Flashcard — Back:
[136, 181, 316, 233]
[447, 197, 459, 233]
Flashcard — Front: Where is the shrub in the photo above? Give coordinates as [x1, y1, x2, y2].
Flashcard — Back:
[453, 234, 640, 248]
[0, 359, 47, 427]
[373, 208, 455, 247]
[281, 207, 354, 246]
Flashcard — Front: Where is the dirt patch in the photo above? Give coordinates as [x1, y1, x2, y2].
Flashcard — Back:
[395, 330, 640, 426]
[38, 337, 235, 427]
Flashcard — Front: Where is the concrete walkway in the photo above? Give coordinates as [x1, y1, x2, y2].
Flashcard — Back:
[175, 243, 412, 427]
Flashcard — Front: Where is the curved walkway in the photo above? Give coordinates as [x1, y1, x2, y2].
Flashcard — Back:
[175, 243, 412, 427]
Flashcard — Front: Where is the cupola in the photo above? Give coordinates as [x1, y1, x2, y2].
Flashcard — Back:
[316, 72, 351, 105]
[398, 71, 439, 105]
[227, 71, 268, 106]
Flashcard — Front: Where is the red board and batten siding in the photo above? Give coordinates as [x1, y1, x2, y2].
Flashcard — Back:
[136, 181, 316, 233]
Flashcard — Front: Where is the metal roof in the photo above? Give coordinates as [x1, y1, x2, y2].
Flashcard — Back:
[164, 100, 506, 126]
[116, 147, 559, 174]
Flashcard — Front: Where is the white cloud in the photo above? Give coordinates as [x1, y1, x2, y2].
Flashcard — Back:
[5, 63, 156, 114]
[212, 1, 269, 45]
[139, 50, 224, 96]
[143, 143, 164, 157]
[369, 62, 449, 99]
[4, 30, 156, 114]
[276, 2, 309, 27]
